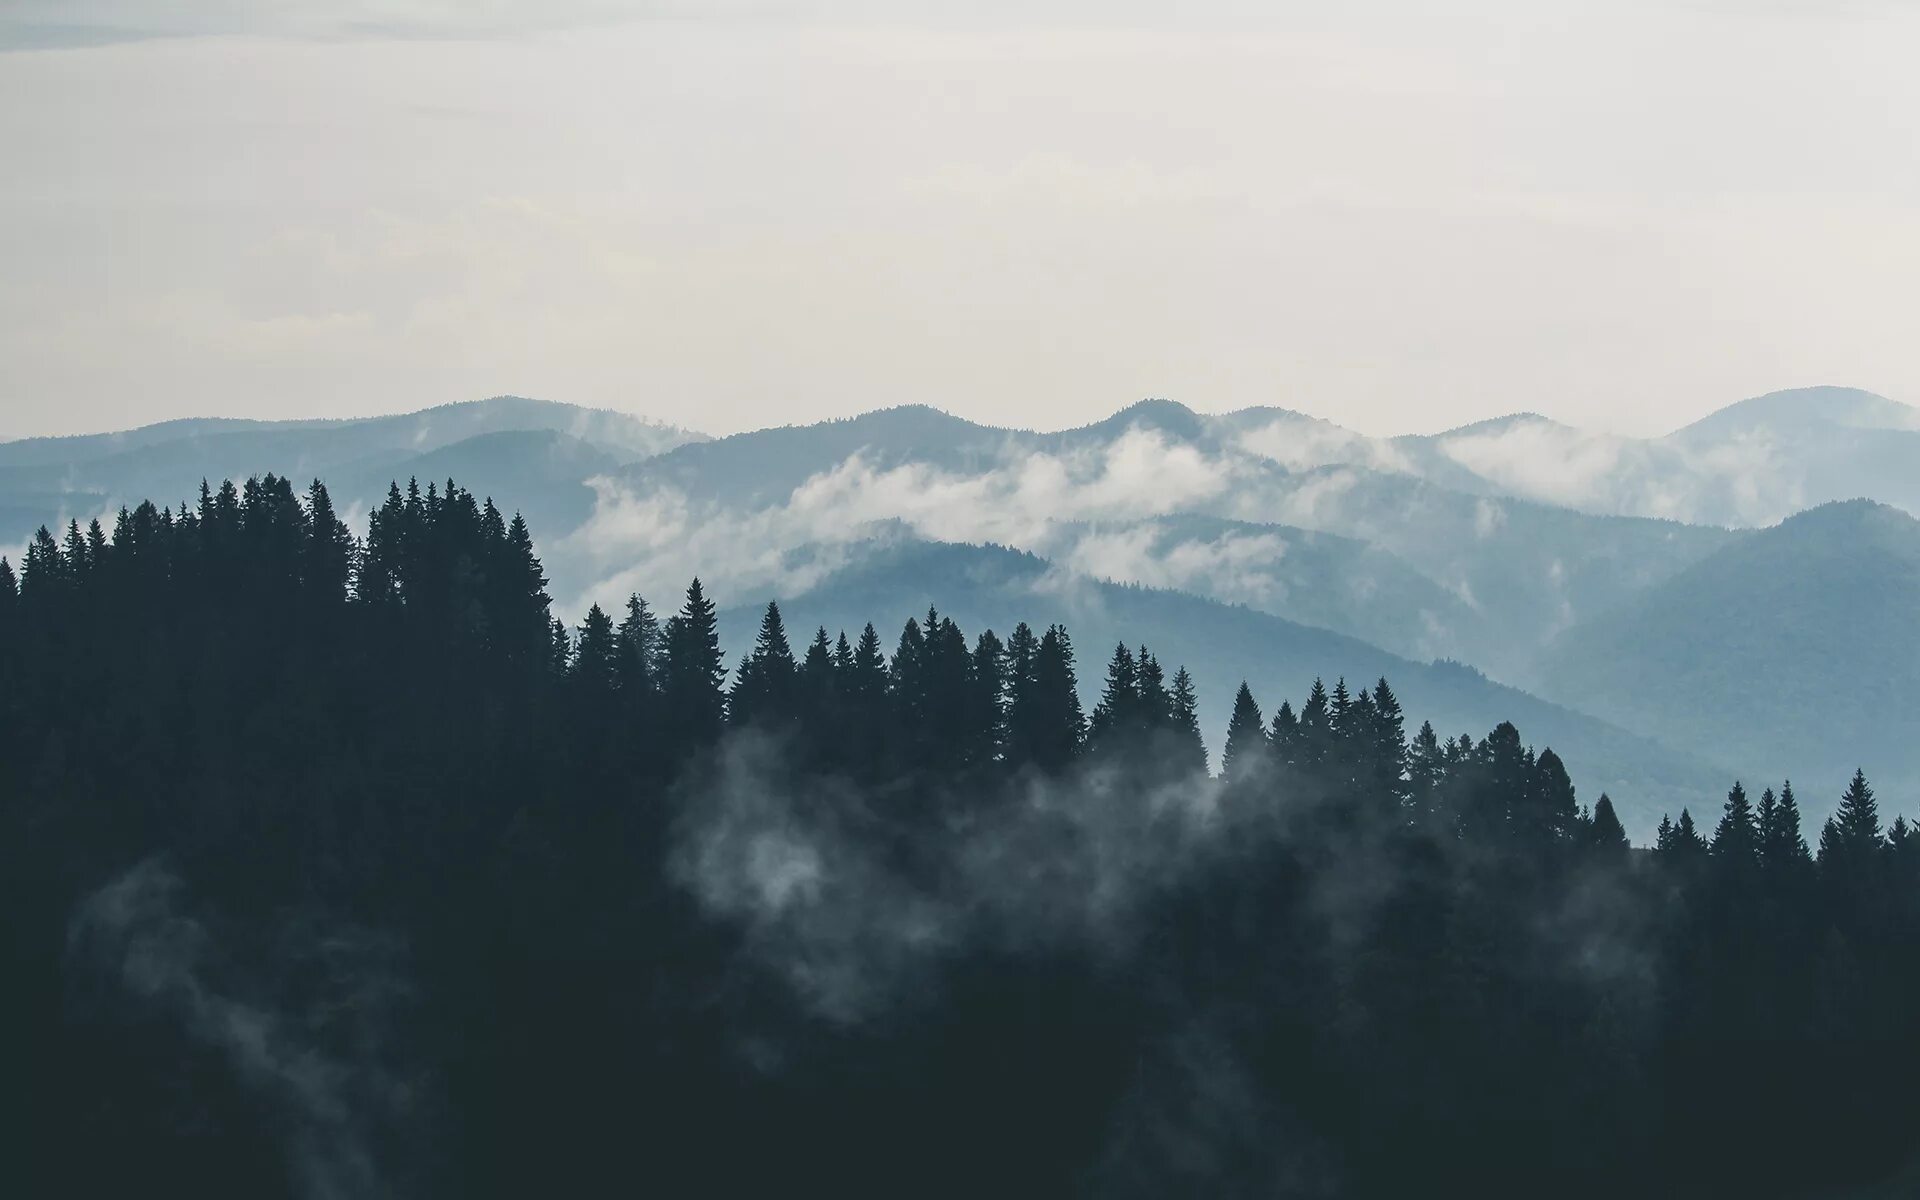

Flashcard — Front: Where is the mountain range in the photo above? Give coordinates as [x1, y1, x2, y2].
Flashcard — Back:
[5, 385, 1915, 838]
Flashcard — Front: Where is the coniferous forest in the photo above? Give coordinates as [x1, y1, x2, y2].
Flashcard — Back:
[6, 475, 1920, 1199]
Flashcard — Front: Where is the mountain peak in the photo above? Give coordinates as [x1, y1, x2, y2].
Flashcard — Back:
[1075, 397, 1207, 441]
[1671, 386, 1915, 441]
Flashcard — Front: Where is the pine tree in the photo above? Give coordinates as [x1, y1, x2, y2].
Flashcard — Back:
[573, 604, 619, 693]
[1221, 682, 1268, 782]
[967, 630, 1008, 767]
[1589, 794, 1629, 855]
[615, 594, 662, 695]
[498, 512, 552, 664]
[1673, 808, 1708, 857]
[801, 626, 836, 704]
[1136, 648, 1170, 728]
[1407, 720, 1444, 821]
[662, 578, 727, 747]
[849, 623, 888, 701]
[1269, 701, 1300, 771]
[1759, 781, 1812, 871]
[1711, 782, 1759, 866]
[302, 479, 356, 604]
[548, 616, 573, 677]
[1168, 667, 1207, 777]
[1298, 678, 1332, 769]
[359, 483, 406, 606]
[1010, 624, 1083, 770]
[730, 601, 799, 729]
[1827, 770, 1883, 860]
[1368, 679, 1409, 810]
[1520, 747, 1579, 846]
[1088, 643, 1140, 750]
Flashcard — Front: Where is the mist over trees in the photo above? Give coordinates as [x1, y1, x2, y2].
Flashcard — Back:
[3, 475, 1919, 1197]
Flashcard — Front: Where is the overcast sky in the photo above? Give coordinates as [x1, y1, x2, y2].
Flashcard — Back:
[2, 1, 1916, 440]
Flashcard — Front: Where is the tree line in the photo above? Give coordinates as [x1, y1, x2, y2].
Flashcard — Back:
[2, 474, 1917, 1198]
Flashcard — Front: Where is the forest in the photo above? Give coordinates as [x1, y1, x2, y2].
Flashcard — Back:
[3, 473, 1918, 1198]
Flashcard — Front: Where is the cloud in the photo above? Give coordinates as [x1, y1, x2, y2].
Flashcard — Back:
[67, 860, 421, 1200]
[669, 730, 1224, 1023]
[554, 427, 1256, 612]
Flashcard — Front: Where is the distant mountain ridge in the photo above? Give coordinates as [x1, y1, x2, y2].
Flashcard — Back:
[1539, 499, 1920, 806]
[717, 537, 1730, 839]
[5, 383, 1914, 832]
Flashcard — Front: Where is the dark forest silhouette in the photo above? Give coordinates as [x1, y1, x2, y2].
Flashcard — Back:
[3, 474, 1919, 1197]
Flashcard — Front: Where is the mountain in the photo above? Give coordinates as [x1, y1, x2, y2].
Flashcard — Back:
[1224, 385, 1920, 527]
[0, 395, 703, 536]
[1538, 500, 1920, 820]
[718, 538, 1733, 839]
[336, 429, 624, 534]
[1021, 512, 1483, 664]
[600, 399, 1733, 681]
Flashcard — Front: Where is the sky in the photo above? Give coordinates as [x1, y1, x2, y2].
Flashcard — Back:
[2, 0, 1916, 441]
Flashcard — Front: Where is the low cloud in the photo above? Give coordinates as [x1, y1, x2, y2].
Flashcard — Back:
[67, 860, 422, 1200]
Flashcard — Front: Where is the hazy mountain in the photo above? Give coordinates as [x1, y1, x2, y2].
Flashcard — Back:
[9, 387, 1905, 828]
[1227, 385, 1920, 527]
[599, 399, 1732, 680]
[1025, 512, 1483, 664]
[336, 429, 624, 534]
[0, 395, 703, 537]
[1539, 500, 1920, 820]
[718, 538, 1732, 840]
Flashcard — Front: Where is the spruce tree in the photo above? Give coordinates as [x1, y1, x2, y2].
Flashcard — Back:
[1368, 679, 1409, 809]
[1760, 781, 1812, 870]
[1589, 794, 1629, 855]
[615, 594, 662, 694]
[662, 578, 727, 746]
[302, 479, 356, 604]
[1269, 701, 1300, 771]
[1168, 667, 1207, 777]
[1521, 748, 1579, 847]
[1829, 770, 1883, 859]
[730, 601, 799, 729]
[573, 604, 619, 694]
[1221, 682, 1268, 782]
[1674, 808, 1708, 857]
[1407, 720, 1444, 821]
[968, 630, 1008, 767]
[1012, 625, 1083, 770]
[1298, 678, 1332, 768]
[1088, 643, 1140, 750]
[1136, 648, 1170, 728]
[1711, 782, 1760, 866]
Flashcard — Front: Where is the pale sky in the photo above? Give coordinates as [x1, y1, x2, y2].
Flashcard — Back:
[2, 0, 1916, 440]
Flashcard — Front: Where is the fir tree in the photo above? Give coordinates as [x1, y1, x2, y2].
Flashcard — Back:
[1221, 682, 1268, 782]
[1759, 781, 1811, 870]
[1826, 770, 1883, 861]
[1088, 643, 1140, 749]
[662, 578, 727, 746]
[1168, 667, 1207, 777]
[302, 479, 356, 604]
[572, 604, 619, 694]
[1010, 625, 1083, 770]
[1711, 782, 1760, 866]
[1589, 794, 1629, 855]
[615, 594, 662, 695]
[730, 601, 799, 729]
[968, 630, 1008, 767]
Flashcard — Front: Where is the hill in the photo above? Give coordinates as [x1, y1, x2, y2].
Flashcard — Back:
[718, 538, 1733, 838]
[1539, 500, 1920, 820]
